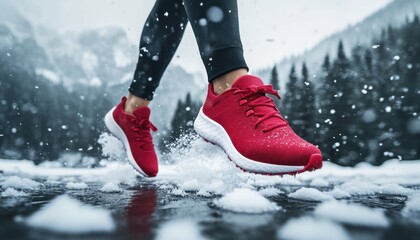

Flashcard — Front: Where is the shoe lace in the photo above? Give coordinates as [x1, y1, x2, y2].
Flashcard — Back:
[130, 118, 158, 150]
[233, 84, 288, 132]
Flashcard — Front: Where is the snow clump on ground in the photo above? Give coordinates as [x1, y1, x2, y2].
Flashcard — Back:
[213, 188, 280, 213]
[156, 219, 207, 240]
[1, 176, 41, 190]
[314, 201, 389, 228]
[288, 187, 334, 202]
[65, 182, 88, 190]
[24, 195, 115, 233]
[278, 216, 350, 240]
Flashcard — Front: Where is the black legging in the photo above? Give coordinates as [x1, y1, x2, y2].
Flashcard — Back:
[129, 0, 248, 100]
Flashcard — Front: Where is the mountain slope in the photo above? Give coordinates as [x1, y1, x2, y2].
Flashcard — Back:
[258, 0, 420, 89]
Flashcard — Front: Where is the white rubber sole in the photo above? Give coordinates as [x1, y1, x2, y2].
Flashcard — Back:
[194, 108, 305, 174]
[104, 107, 148, 177]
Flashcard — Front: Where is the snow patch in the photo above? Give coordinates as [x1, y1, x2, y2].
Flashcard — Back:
[338, 180, 411, 196]
[402, 193, 420, 216]
[378, 184, 412, 195]
[65, 182, 88, 190]
[171, 188, 187, 197]
[156, 219, 206, 240]
[278, 216, 350, 240]
[314, 201, 389, 228]
[338, 180, 381, 195]
[259, 187, 282, 197]
[288, 187, 333, 202]
[327, 187, 351, 199]
[100, 182, 122, 193]
[24, 195, 115, 233]
[2, 176, 41, 190]
[214, 188, 280, 213]
[1, 187, 28, 197]
[309, 178, 329, 187]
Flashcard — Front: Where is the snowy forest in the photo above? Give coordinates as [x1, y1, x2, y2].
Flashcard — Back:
[279, 16, 420, 166]
[2, 15, 419, 166]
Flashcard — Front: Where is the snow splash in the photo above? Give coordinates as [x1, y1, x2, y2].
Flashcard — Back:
[213, 188, 280, 213]
[96, 133, 420, 200]
[155, 135, 303, 196]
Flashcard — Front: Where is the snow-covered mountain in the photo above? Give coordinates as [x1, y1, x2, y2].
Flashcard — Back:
[0, 4, 205, 131]
[257, 0, 420, 89]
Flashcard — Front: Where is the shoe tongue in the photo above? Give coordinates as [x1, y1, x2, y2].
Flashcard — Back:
[231, 75, 264, 89]
[232, 75, 283, 130]
[133, 107, 151, 120]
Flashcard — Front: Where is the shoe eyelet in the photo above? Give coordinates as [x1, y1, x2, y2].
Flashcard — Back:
[246, 109, 254, 117]
[239, 99, 248, 106]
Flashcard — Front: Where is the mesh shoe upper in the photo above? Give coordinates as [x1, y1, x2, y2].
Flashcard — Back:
[202, 75, 321, 166]
[111, 97, 158, 176]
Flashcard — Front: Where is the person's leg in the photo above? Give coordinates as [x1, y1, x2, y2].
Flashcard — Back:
[126, 0, 188, 113]
[186, 1, 323, 175]
[105, 0, 188, 177]
[182, 0, 248, 94]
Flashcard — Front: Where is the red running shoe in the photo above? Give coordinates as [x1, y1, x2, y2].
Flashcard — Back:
[194, 75, 322, 175]
[104, 97, 158, 177]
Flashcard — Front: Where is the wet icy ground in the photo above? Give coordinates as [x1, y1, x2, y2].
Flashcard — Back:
[1, 136, 420, 240]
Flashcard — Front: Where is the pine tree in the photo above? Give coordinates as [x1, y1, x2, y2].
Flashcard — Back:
[326, 41, 361, 165]
[300, 62, 316, 143]
[159, 92, 200, 152]
[317, 54, 334, 161]
[269, 65, 281, 109]
[282, 65, 300, 122]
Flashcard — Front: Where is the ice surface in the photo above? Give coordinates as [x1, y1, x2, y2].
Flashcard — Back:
[100, 182, 122, 193]
[288, 187, 333, 202]
[214, 188, 280, 213]
[278, 216, 350, 240]
[1, 176, 41, 190]
[1, 187, 28, 197]
[65, 182, 88, 190]
[156, 219, 206, 240]
[314, 201, 389, 227]
[25, 195, 115, 233]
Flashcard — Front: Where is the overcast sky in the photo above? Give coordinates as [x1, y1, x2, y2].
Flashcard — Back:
[9, 0, 392, 74]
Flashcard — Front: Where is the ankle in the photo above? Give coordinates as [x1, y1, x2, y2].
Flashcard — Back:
[212, 68, 248, 95]
[125, 93, 150, 114]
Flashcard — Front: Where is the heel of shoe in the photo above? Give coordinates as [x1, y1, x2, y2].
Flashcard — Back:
[104, 107, 116, 133]
[194, 108, 221, 146]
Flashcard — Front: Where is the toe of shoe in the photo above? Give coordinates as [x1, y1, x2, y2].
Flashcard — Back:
[292, 144, 322, 166]
[269, 143, 322, 166]
[140, 163, 158, 177]
[134, 151, 159, 177]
